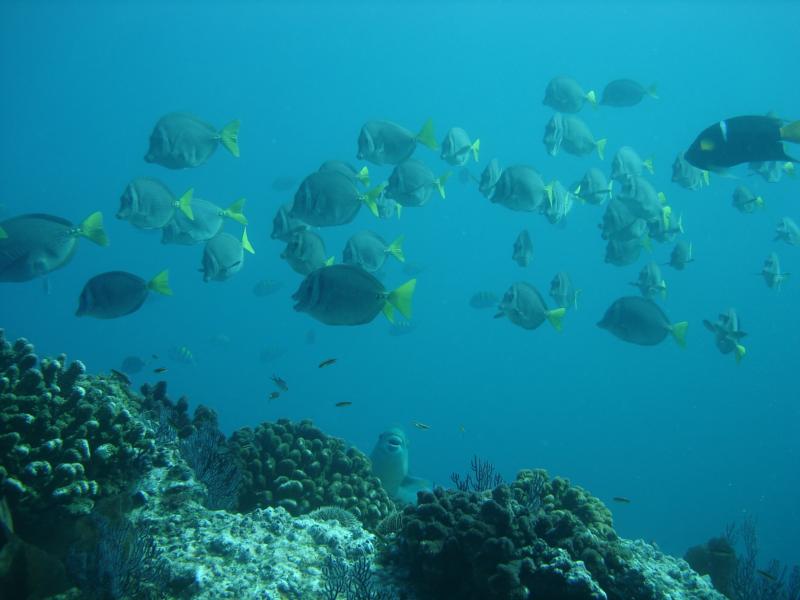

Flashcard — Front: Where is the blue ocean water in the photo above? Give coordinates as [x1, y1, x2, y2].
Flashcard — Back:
[1, 0, 797, 571]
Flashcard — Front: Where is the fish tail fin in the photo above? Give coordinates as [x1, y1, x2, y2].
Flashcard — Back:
[573, 289, 582, 311]
[387, 234, 405, 263]
[544, 182, 554, 206]
[471, 138, 481, 163]
[387, 278, 416, 320]
[783, 162, 796, 177]
[643, 157, 655, 174]
[435, 172, 451, 199]
[0, 226, 6, 240]
[416, 118, 438, 150]
[362, 182, 386, 217]
[702, 170, 711, 186]
[596, 138, 607, 161]
[225, 198, 248, 225]
[658, 191, 668, 205]
[220, 119, 241, 157]
[79, 211, 110, 247]
[242, 228, 255, 254]
[357, 166, 370, 187]
[324, 255, 335, 266]
[573, 183, 582, 195]
[646, 83, 659, 99]
[546, 307, 566, 332]
[147, 269, 173, 296]
[0, 497, 13, 537]
[585, 89, 597, 107]
[671, 321, 688, 348]
[382, 302, 395, 324]
[779, 120, 800, 143]
[177, 188, 194, 220]
[735, 344, 746, 363]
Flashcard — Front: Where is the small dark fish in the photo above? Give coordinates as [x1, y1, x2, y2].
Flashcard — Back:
[271, 374, 288, 391]
[269, 391, 281, 400]
[756, 569, 777, 582]
[271, 175, 298, 192]
[153, 367, 168, 374]
[318, 358, 337, 368]
[612, 496, 631, 504]
[335, 401, 352, 408]
[413, 422, 431, 430]
[109, 369, 131, 384]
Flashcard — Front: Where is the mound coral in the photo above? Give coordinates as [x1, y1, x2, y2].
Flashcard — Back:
[228, 419, 395, 529]
[387, 468, 725, 600]
[0, 329, 157, 523]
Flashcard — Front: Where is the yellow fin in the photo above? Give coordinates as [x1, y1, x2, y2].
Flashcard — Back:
[671, 321, 688, 348]
[324, 255, 335, 266]
[756, 196, 765, 209]
[357, 166, 370, 187]
[395, 203, 403, 219]
[643, 157, 655, 174]
[661, 205, 672, 230]
[596, 138, 607, 161]
[573, 289, 582, 311]
[220, 119, 241, 157]
[544, 182, 554, 206]
[702, 170, 710, 186]
[362, 182, 386, 217]
[700, 139, 715, 151]
[387, 278, 416, 320]
[387, 234, 405, 263]
[0, 226, 6, 240]
[779, 120, 800, 142]
[416, 118, 438, 150]
[586, 89, 597, 107]
[546, 307, 566, 332]
[224, 198, 248, 225]
[641, 234, 653, 253]
[658, 191, 668, 205]
[675, 213, 684, 234]
[646, 83, 659, 99]
[573, 184, 582, 195]
[435, 172, 452, 199]
[783, 162, 796, 177]
[177, 188, 194, 220]
[147, 269, 173, 296]
[471, 138, 481, 163]
[382, 302, 395, 324]
[79, 211, 109, 247]
[242, 227, 255, 254]
[735, 344, 746, 363]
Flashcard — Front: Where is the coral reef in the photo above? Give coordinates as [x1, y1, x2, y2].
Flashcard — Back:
[0, 329, 156, 522]
[385, 468, 726, 600]
[228, 418, 396, 529]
